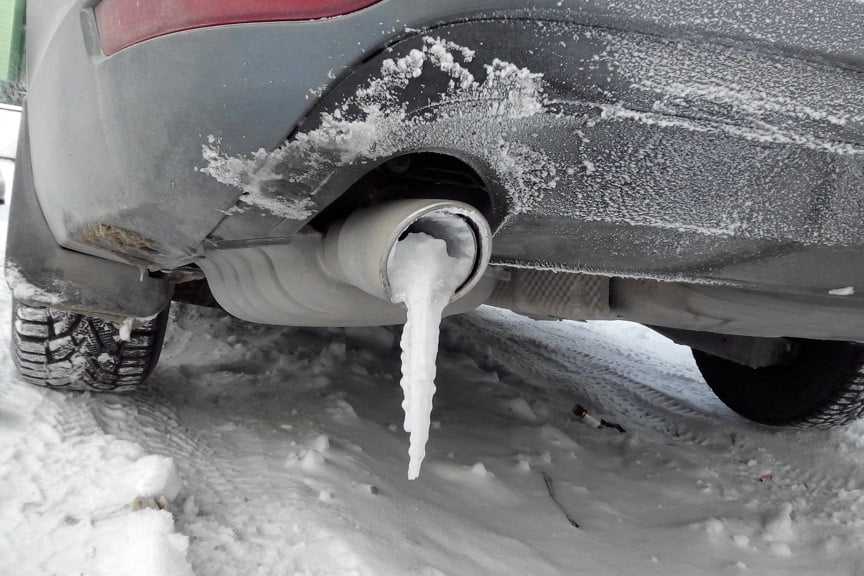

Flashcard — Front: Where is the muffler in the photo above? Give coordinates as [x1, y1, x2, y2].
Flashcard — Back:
[199, 199, 494, 326]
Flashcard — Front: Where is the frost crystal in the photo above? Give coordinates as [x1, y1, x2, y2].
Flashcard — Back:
[200, 36, 549, 220]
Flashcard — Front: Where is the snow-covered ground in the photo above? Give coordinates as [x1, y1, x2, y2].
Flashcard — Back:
[3, 198, 864, 576]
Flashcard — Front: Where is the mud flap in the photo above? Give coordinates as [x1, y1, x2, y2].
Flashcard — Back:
[4, 112, 171, 319]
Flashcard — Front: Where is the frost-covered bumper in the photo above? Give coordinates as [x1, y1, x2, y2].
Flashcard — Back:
[5, 113, 171, 318]
[20, 0, 864, 332]
[205, 18, 864, 301]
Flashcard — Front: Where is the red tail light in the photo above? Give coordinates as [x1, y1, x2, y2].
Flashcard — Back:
[95, 0, 384, 56]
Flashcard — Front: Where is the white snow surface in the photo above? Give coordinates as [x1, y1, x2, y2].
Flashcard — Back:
[0, 210, 193, 576]
[3, 200, 864, 574]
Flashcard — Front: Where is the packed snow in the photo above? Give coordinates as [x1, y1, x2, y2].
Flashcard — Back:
[3, 204, 864, 574]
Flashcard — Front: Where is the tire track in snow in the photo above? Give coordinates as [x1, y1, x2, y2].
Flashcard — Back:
[26, 302, 864, 574]
[88, 390, 241, 510]
[449, 310, 717, 437]
[85, 371, 376, 575]
[451, 309, 864, 509]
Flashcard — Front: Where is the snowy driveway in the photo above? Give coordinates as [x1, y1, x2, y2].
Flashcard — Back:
[2, 202, 864, 576]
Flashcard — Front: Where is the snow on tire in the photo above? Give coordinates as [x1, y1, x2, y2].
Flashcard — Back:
[693, 340, 864, 429]
[11, 299, 169, 392]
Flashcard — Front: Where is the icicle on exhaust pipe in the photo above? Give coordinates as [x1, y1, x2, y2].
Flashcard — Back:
[321, 200, 492, 479]
[200, 199, 492, 478]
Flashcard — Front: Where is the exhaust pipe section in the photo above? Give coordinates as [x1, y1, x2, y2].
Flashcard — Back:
[320, 199, 491, 303]
[199, 199, 494, 327]
[201, 200, 861, 340]
[487, 268, 611, 320]
[202, 201, 864, 340]
[487, 268, 864, 342]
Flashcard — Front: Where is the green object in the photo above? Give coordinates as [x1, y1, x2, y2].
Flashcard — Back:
[0, 0, 24, 83]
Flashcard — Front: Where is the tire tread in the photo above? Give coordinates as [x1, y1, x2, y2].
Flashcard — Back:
[10, 300, 169, 393]
[693, 342, 864, 430]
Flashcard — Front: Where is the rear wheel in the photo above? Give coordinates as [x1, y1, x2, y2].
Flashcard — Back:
[11, 299, 169, 392]
[692, 340, 864, 429]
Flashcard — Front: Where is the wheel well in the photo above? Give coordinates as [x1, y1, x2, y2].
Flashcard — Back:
[308, 152, 495, 232]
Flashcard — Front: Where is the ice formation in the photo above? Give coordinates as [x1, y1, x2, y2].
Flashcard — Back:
[389, 232, 473, 479]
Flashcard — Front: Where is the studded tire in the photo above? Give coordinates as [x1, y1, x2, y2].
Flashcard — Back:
[692, 340, 864, 429]
[11, 298, 169, 392]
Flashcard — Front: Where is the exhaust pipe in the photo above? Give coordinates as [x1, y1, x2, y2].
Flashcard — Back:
[199, 199, 494, 326]
[320, 199, 492, 303]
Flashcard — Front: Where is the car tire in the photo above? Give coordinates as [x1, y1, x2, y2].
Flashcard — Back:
[11, 299, 170, 392]
[692, 341, 864, 429]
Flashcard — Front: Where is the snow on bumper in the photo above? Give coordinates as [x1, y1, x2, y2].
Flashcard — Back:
[200, 20, 864, 298]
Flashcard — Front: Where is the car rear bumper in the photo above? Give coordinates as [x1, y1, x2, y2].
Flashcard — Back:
[5, 113, 171, 318]
[17, 0, 864, 331]
[199, 17, 864, 299]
